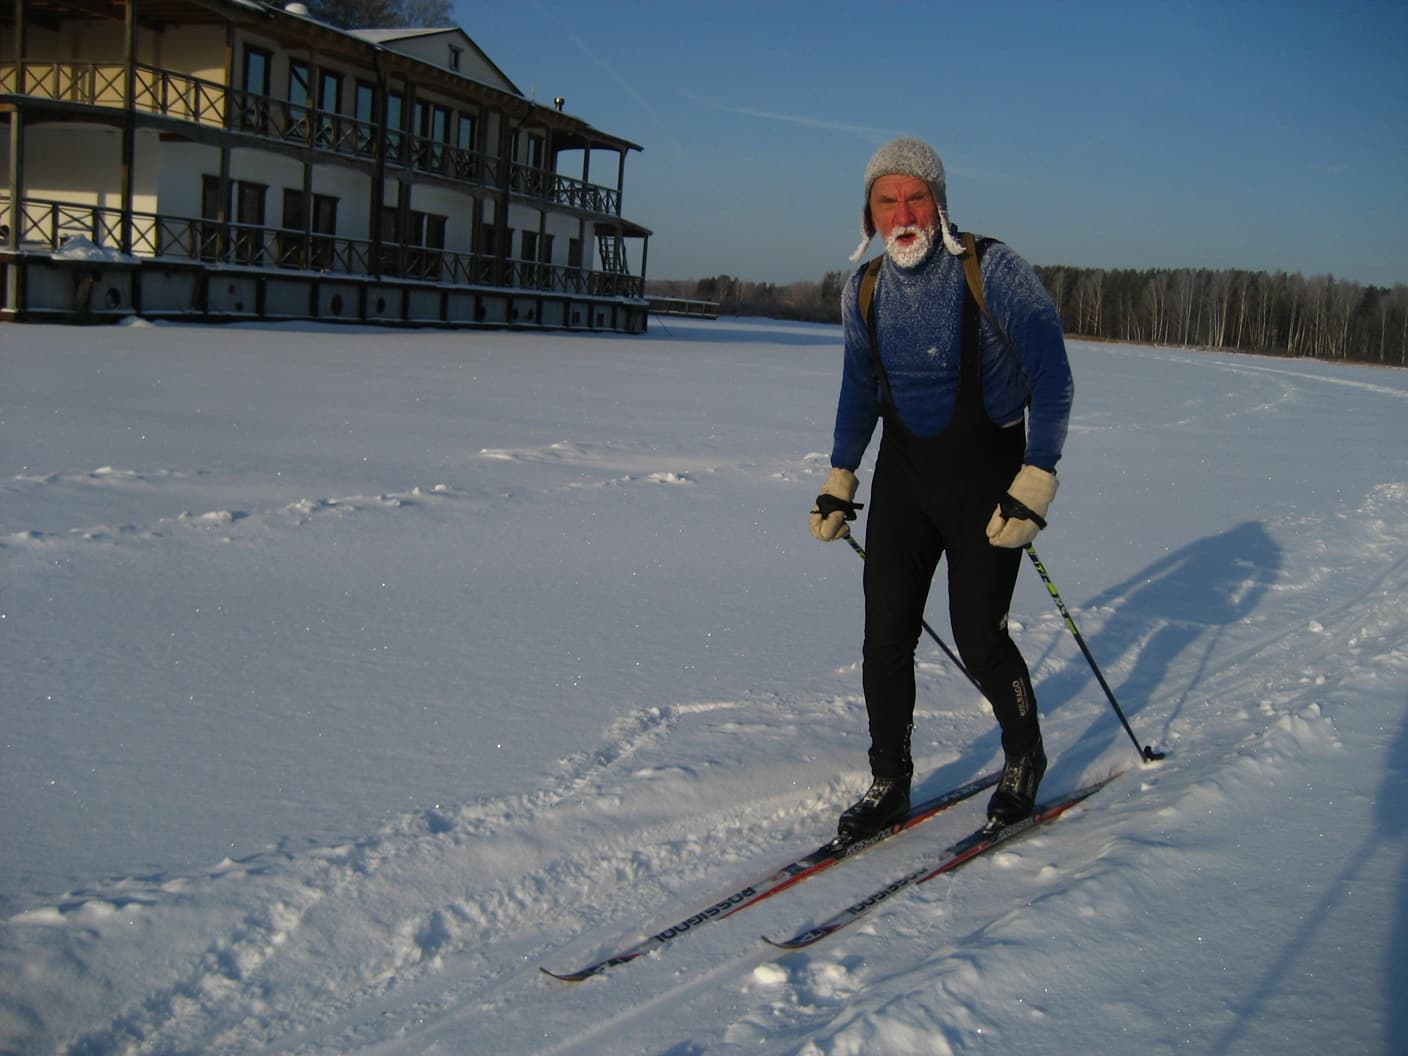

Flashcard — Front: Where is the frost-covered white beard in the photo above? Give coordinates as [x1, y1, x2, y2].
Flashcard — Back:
[883, 224, 935, 269]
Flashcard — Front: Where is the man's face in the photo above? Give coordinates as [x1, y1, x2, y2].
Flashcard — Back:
[868, 174, 939, 249]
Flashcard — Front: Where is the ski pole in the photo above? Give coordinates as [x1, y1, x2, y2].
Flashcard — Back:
[843, 534, 983, 695]
[1024, 545, 1165, 763]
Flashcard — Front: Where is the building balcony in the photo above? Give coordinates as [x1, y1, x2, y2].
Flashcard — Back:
[1, 194, 645, 300]
[0, 60, 624, 218]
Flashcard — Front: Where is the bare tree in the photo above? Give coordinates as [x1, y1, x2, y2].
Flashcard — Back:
[399, 0, 454, 25]
[1231, 272, 1250, 349]
[308, 0, 450, 29]
[1141, 272, 1168, 345]
[1399, 286, 1408, 366]
[1374, 286, 1408, 365]
[1077, 270, 1105, 336]
[1205, 270, 1234, 348]
[1173, 271, 1196, 346]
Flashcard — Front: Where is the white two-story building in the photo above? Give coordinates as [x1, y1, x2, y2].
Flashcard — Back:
[0, 0, 652, 332]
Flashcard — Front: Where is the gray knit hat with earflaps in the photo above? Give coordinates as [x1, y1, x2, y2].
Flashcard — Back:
[850, 136, 965, 261]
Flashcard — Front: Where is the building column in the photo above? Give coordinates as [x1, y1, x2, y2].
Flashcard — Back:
[119, 0, 137, 253]
[7, 0, 24, 254]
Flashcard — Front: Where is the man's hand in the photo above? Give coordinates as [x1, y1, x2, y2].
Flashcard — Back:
[986, 465, 1057, 548]
[809, 468, 862, 541]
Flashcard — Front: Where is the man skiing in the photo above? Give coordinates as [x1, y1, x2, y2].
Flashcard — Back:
[809, 136, 1074, 842]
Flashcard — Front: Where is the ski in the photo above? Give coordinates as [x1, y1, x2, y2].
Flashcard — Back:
[540, 769, 1000, 982]
[763, 773, 1121, 951]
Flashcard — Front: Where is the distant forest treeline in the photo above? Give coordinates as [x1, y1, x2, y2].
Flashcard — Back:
[646, 264, 1408, 367]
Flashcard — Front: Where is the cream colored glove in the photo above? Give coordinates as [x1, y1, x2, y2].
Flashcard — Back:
[986, 465, 1058, 548]
[809, 467, 861, 541]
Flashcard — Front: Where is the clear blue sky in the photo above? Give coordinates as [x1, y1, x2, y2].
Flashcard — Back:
[454, 1, 1408, 287]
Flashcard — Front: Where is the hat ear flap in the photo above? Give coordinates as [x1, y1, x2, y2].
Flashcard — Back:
[850, 204, 876, 263]
[936, 206, 965, 256]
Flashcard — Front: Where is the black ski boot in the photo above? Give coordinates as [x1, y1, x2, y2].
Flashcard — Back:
[837, 776, 910, 843]
[985, 740, 1047, 831]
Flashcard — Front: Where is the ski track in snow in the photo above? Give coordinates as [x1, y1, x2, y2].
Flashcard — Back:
[477, 439, 704, 488]
[0, 430, 813, 554]
[1, 468, 458, 549]
[6, 694, 861, 1055]
[0, 450, 704, 552]
[6, 475, 1405, 1055]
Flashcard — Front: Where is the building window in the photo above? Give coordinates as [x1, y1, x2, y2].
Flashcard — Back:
[354, 81, 376, 155]
[521, 231, 553, 263]
[200, 175, 225, 260]
[243, 46, 270, 95]
[380, 206, 400, 242]
[203, 175, 267, 264]
[288, 60, 311, 140]
[406, 210, 447, 279]
[288, 61, 310, 107]
[510, 132, 548, 195]
[413, 100, 453, 173]
[448, 45, 462, 72]
[519, 231, 552, 287]
[423, 214, 447, 250]
[386, 90, 404, 164]
[235, 181, 268, 264]
[317, 69, 342, 147]
[240, 46, 272, 133]
[281, 189, 339, 269]
[378, 208, 447, 278]
[319, 69, 342, 113]
[451, 112, 478, 179]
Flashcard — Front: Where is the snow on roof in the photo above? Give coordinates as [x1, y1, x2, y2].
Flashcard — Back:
[344, 25, 523, 96]
[346, 28, 458, 43]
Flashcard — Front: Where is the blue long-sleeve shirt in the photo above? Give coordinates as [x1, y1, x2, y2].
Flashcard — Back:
[831, 240, 1073, 473]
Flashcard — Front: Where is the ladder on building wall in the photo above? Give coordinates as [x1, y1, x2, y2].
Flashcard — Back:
[597, 232, 628, 273]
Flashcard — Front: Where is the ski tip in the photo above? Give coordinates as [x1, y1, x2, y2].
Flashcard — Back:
[760, 934, 812, 951]
[539, 966, 591, 983]
[761, 926, 830, 951]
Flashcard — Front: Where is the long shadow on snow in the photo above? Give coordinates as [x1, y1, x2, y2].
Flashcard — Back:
[1205, 693, 1408, 1054]
[1380, 699, 1408, 1054]
[1027, 520, 1282, 762]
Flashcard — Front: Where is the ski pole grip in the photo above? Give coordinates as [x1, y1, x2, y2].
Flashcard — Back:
[814, 494, 864, 522]
[999, 492, 1047, 530]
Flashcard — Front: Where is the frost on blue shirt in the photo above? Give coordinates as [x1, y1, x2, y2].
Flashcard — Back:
[830, 240, 1073, 474]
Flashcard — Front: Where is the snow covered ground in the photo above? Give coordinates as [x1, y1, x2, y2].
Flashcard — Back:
[1, 315, 1405, 1055]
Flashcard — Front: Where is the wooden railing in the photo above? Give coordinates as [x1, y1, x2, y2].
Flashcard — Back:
[1, 61, 623, 218]
[2, 195, 645, 299]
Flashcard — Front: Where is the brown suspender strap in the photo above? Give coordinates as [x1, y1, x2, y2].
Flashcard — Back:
[959, 231, 1013, 351]
[858, 254, 884, 329]
[960, 232, 985, 311]
[857, 255, 893, 410]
